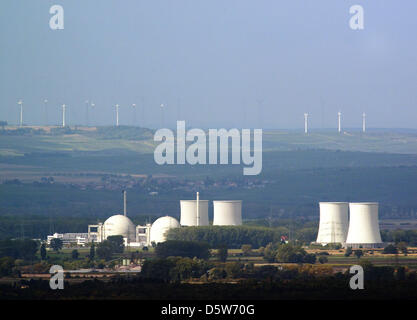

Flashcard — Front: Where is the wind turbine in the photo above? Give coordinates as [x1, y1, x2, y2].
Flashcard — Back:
[338, 111, 342, 133]
[304, 113, 309, 134]
[17, 99, 23, 127]
[115, 104, 120, 126]
[362, 112, 366, 133]
[132, 103, 136, 126]
[62, 104, 67, 127]
[44, 99, 48, 126]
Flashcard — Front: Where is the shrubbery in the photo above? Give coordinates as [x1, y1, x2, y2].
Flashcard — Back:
[166, 226, 289, 249]
[0, 239, 38, 260]
[155, 240, 210, 260]
[263, 243, 316, 264]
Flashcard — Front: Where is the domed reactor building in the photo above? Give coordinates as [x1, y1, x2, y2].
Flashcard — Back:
[87, 191, 181, 247]
[150, 216, 181, 244]
[87, 191, 148, 246]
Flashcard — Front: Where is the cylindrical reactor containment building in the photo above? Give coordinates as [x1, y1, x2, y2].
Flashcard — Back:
[213, 200, 242, 226]
[345, 202, 383, 248]
[180, 200, 209, 226]
[316, 202, 349, 245]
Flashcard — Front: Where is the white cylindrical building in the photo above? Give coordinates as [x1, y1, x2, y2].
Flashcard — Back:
[315, 202, 349, 245]
[345, 202, 383, 248]
[213, 200, 242, 226]
[103, 214, 136, 242]
[180, 200, 209, 226]
[150, 216, 181, 244]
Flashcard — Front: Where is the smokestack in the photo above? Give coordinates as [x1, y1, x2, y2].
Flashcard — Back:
[123, 190, 127, 216]
[304, 113, 308, 134]
[62, 104, 66, 127]
[196, 192, 200, 226]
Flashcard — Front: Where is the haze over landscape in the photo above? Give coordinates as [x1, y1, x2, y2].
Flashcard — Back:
[1, 0, 417, 129]
[3, 1, 417, 303]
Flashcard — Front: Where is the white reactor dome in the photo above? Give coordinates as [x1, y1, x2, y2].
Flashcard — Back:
[150, 216, 180, 244]
[103, 214, 136, 242]
[213, 200, 242, 226]
[180, 200, 209, 226]
[316, 202, 349, 245]
[345, 202, 383, 248]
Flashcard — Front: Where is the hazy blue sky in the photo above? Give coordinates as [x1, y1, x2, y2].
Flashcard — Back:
[1, 1, 416, 129]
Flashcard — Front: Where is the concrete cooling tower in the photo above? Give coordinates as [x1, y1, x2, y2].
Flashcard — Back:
[345, 202, 383, 248]
[180, 200, 209, 226]
[213, 200, 242, 226]
[316, 202, 349, 245]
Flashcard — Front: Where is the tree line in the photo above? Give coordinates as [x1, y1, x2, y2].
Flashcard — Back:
[166, 225, 319, 248]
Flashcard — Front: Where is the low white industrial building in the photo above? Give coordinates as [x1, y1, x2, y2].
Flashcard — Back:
[47, 233, 88, 246]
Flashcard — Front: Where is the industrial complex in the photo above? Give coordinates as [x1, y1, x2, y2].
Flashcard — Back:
[47, 191, 243, 247]
[46, 189, 382, 249]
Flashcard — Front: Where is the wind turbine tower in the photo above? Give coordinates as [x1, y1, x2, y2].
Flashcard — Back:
[115, 104, 120, 127]
[338, 111, 342, 133]
[304, 113, 309, 134]
[62, 104, 66, 127]
[17, 100, 23, 127]
[362, 112, 366, 133]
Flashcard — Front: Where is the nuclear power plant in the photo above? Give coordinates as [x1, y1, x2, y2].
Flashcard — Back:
[314, 201, 383, 248]
[46, 189, 383, 250]
[47, 191, 243, 247]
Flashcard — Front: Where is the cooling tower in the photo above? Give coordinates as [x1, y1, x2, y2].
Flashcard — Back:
[213, 200, 242, 226]
[180, 200, 209, 226]
[345, 202, 383, 248]
[316, 202, 349, 245]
